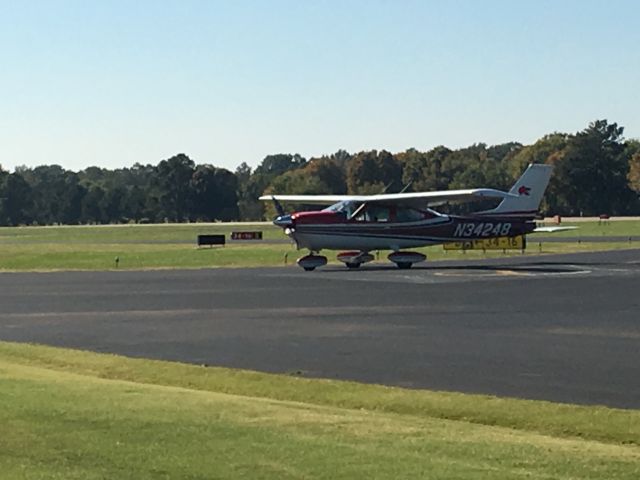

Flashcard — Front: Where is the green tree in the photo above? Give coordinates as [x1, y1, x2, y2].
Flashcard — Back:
[191, 165, 239, 221]
[547, 120, 634, 215]
[254, 153, 306, 177]
[155, 154, 196, 221]
[19, 165, 85, 225]
[263, 168, 329, 217]
[399, 146, 452, 192]
[80, 185, 106, 224]
[304, 157, 347, 194]
[235, 162, 263, 220]
[242, 154, 307, 220]
[123, 185, 151, 223]
[628, 152, 640, 193]
[0, 168, 7, 224]
[5, 172, 33, 225]
[101, 185, 127, 223]
[346, 150, 402, 194]
[441, 144, 510, 192]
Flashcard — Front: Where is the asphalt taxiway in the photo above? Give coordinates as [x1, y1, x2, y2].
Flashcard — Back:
[1, 249, 639, 408]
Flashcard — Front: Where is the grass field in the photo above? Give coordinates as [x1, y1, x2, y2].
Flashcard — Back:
[1, 341, 638, 479]
[1, 221, 639, 271]
[538, 218, 640, 237]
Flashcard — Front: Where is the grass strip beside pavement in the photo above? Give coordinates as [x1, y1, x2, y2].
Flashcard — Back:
[1, 221, 640, 271]
[1, 342, 639, 479]
[1, 341, 638, 447]
[1, 237, 640, 271]
[0, 242, 296, 270]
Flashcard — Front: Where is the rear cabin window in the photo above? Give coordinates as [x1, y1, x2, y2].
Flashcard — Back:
[395, 208, 426, 222]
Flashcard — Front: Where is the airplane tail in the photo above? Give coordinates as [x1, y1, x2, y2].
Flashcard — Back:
[477, 164, 552, 219]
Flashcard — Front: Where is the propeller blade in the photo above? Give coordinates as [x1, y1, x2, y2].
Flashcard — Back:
[271, 195, 286, 217]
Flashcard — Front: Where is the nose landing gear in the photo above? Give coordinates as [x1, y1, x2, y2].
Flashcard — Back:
[296, 253, 328, 271]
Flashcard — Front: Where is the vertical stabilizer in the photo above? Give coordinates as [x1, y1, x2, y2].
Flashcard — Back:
[478, 164, 552, 218]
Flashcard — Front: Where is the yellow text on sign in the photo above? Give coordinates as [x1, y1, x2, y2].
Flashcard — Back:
[443, 236, 525, 251]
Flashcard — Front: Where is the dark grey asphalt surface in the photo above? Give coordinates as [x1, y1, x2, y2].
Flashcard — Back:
[1, 249, 639, 408]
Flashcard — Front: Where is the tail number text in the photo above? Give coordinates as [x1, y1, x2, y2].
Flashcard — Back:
[453, 222, 512, 238]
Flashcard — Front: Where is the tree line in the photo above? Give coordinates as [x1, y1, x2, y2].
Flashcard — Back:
[1, 119, 639, 226]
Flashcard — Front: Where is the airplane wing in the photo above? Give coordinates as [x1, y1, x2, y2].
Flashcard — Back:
[259, 189, 518, 208]
[258, 195, 357, 205]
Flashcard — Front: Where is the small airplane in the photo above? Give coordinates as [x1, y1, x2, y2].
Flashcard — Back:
[260, 164, 572, 271]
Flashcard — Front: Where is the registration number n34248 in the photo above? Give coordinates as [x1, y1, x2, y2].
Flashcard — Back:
[453, 222, 512, 237]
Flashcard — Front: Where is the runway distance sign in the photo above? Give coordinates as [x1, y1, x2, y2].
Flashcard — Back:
[231, 231, 263, 240]
[443, 235, 525, 251]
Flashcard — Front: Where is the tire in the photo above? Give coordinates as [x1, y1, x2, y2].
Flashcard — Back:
[303, 266, 316, 271]
[396, 262, 412, 269]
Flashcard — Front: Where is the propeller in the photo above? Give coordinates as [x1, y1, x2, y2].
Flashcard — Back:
[270, 196, 294, 229]
[271, 195, 286, 217]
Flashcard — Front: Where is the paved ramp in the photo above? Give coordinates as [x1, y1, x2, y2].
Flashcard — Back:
[1, 249, 639, 408]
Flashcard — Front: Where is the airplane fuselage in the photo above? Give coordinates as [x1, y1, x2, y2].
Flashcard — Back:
[264, 163, 552, 269]
[281, 209, 535, 252]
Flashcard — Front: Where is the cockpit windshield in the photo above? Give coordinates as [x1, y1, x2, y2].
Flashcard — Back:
[323, 200, 357, 217]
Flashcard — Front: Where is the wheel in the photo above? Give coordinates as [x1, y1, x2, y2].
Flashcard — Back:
[396, 262, 412, 269]
[346, 262, 361, 269]
[303, 266, 316, 271]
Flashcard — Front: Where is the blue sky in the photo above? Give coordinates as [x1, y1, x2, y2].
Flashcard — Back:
[1, 0, 638, 172]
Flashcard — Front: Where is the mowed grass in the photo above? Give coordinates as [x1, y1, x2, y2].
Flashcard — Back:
[1, 342, 639, 479]
[541, 219, 640, 237]
[0, 221, 639, 271]
[0, 242, 296, 270]
[0, 222, 283, 243]
[0, 223, 296, 270]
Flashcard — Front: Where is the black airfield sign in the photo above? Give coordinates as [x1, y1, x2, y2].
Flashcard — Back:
[231, 231, 263, 240]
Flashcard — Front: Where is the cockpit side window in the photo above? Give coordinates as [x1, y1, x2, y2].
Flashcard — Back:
[353, 204, 391, 222]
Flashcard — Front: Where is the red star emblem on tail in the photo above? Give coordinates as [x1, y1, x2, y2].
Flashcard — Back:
[518, 185, 531, 196]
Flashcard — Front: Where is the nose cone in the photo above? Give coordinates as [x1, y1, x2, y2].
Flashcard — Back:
[273, 214, 293, 228]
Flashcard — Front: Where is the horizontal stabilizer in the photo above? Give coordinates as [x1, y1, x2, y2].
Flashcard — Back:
[532, 226, 578, 233]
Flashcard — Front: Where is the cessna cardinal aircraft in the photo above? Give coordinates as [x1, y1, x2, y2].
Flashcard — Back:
[260, 164, 568, 271]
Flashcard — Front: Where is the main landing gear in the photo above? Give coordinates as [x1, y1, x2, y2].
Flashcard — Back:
[296, 250, 427, 271]
[296, 253, 328, 271]
[387, 251, 426, 269]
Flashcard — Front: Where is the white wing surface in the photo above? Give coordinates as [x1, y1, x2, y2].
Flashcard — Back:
[259, 189, 517, 208]
[532, 226, 578, 233]
[258, 195, 355, 205]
